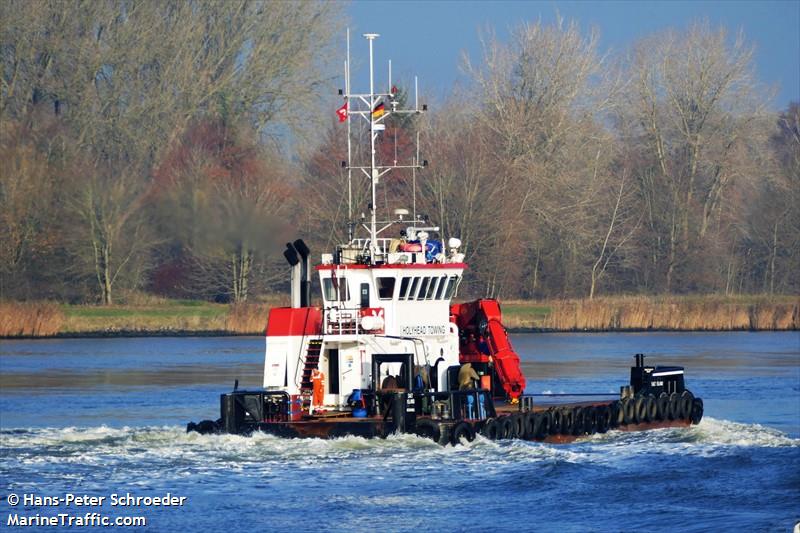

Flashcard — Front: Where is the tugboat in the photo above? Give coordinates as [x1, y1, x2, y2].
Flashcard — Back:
[188, 31, 704, 445]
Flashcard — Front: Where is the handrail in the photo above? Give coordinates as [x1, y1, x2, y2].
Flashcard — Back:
[293, 309, 316, 389]
[414, 389, 496, 420]
[350, 238, 394, 254]
[323, 306, 362, 335]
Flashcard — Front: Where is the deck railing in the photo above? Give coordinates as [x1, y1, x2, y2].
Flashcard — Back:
[324, 306, 385, 335]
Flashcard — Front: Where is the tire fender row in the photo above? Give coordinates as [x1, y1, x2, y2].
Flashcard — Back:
[417, 391, 703, 445]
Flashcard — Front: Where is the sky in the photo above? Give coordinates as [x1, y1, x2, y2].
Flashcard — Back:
[346, 0, 800, 110]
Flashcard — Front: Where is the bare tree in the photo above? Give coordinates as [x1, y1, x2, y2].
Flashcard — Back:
[621, 21, 768, 292]
[462, 16, 622, 297]
[155, 120, 292, 302]
[0, 1, 342, 302]
[67, 164, 155, 305]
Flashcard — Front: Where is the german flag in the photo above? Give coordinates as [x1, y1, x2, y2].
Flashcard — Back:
[372, 101, 385, 119]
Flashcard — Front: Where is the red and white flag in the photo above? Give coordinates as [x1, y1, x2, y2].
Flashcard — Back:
[336, 102, 348, 122]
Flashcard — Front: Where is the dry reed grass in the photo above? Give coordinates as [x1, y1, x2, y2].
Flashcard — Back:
[3, 295, 795, 337]
[0, 301, 64, 337]
[541, 296, 799, 331]
[225, 304, 271, 334]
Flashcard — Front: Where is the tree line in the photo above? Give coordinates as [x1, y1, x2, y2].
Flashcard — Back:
[1, 4, 797, 304]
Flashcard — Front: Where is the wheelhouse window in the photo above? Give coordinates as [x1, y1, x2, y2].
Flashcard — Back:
[425, 277, 438, 299]
[323, 277, 349, 301]
[377, 277, 396, 300]
[444, 275, 460, 299]
[407, 277, 420, 300]
[435, 275, 448, 299]
[416, 277, 431, 301]
[398, 277, 411, 300]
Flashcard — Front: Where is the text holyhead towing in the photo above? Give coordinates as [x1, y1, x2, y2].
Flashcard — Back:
[187, 30, 703, 446]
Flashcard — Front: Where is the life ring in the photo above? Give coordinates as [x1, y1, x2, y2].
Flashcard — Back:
[523, 412, 537, 439]
[679, 391, 695, 420]
[572, 407, 586, 436]
[450, 420, 476, 445]
[690, 398, 704, 425]
[415, 419, 442, 443]
[534, 411, 551, 439]
[656, 392, 669, 420]
[511, 413, 525, 438]
[667, 392, 680, 420]
[560, 408, 575, 435]
[623, 399, 637, 425]
[481, 417, 498, 440]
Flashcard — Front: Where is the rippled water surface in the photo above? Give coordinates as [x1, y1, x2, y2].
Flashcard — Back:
[2, 332, 798, 532]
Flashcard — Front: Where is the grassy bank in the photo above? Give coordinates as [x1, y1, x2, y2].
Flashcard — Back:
[0, 295, 797, 338]
[0, 298, 285, 337]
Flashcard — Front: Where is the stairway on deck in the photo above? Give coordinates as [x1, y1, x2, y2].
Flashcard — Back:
[300, 339, 323, 409]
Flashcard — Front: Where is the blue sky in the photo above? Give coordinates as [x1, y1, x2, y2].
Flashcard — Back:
[347, 0, 800, 109]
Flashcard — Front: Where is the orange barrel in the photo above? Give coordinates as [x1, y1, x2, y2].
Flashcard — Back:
[480, 374, 492, 391]
[288, 395, 302, 421]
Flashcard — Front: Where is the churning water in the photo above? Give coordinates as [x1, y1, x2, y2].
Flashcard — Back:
[1, 332, 798, 532]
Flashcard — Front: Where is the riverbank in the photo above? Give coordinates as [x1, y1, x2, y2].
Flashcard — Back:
[0, 295, 797, 338]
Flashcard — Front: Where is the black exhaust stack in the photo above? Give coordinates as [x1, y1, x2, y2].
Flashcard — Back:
[293, 239, 311, 308]
[630, 353, 649, 394]
[283, 242, 300, 308]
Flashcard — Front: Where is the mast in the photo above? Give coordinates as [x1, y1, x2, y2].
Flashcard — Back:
[341, 31, 427, 263]
[345, 29, 353, 241]
[365, 33, 379, 258]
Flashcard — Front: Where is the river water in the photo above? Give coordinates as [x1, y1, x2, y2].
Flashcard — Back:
[1, 332, 798, 531]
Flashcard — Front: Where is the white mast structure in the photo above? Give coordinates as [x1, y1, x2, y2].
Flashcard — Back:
[342, 31, 427, 263]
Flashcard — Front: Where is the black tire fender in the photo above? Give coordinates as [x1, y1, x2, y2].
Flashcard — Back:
[573, 407, 586, 436]
[524, 412, 537, 439]
[450, 420, 476, 446]
[690, 397, 704, 425]
[415, 418, 442, 443]
[560, 408, 575, 435]
[535, 411, 551, 439]
[679, 391, 695, 420]
[195, 419, 218, 434]
[511, 413, 525, 438]
[656, 392, 669, 421]
[635, 397, 649, 423]
[667, 392, 680, 420]
[610, 401, 623, 428]
[584, 406, 598, 435]
[550, 409, 562, 434]
[623, 399, 636, 425]
[499, 416, 514, 439]
[595, 406, 609, 434]
[481, 417, 498, 440]
[646, 396, 657, 421]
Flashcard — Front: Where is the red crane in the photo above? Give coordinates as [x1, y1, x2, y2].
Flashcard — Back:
[450, 299, 526, 401]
